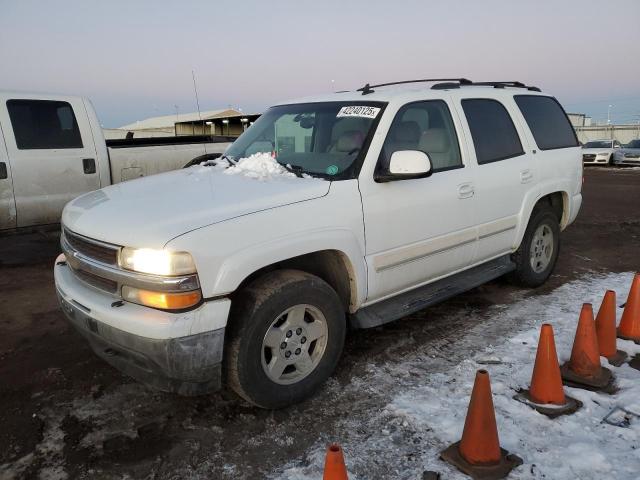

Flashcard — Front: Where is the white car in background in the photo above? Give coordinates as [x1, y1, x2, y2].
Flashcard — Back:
[612, 139, 640, 166]
[581, 139, 621, 166]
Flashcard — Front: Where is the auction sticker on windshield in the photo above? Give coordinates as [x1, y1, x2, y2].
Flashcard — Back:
[337, 106, 381, 119]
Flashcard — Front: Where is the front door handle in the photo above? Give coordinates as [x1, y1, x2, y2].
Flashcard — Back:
[0, 162, 7, 180]
[520, 169, 533, 183]
[83, 158, 96, 174]
[458, 183, 475, 199]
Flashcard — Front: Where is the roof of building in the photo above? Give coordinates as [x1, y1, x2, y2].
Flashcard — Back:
[118, 108, 244, 130]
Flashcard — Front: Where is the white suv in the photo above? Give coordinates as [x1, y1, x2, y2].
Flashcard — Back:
[54, 79, 583, 408]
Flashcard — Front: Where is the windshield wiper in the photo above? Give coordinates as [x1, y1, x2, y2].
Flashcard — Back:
[220, 154, 237, 165]
[282, 163, 306, 178]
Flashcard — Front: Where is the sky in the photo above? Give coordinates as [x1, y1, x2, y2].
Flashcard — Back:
[1, 0, 639, 128]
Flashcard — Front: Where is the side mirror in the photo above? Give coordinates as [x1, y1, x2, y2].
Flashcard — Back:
[376, 150, 432, 182]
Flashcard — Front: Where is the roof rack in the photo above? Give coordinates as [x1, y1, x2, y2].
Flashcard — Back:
[356, 78, 540, 95]
[466, 81, 541, 92]
[357, 78, 472, 95]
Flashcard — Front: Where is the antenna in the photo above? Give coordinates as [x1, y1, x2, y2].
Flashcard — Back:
[191, 69, 207, 154]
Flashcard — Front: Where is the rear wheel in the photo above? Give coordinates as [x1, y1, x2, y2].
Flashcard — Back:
[507, 205, 560, 287]
[224, 270, 346, 409]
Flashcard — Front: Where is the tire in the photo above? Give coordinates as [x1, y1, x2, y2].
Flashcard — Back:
[224, 270, 346, 409]
[506, 206, 560, 288]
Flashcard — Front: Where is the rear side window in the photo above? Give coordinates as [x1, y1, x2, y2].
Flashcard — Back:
[6, 99, 83, 150]
[461, 99, 524, 164]
[514, 95, 578, 150]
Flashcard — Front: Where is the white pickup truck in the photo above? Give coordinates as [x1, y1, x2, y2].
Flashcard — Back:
[0, 92, 230, 232]
[54, 79, 582, 408]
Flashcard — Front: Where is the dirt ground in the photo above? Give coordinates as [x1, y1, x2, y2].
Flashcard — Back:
[1, 168, 639, 479]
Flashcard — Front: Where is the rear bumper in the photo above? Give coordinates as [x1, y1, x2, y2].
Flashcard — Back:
[54, 255, 229, 395]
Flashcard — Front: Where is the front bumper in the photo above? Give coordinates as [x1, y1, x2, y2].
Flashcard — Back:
[55, 255, 230, 395]
[615, 156, 640, 166]
[582, 154, 610, 165]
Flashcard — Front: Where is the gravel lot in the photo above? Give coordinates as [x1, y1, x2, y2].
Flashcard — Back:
[1, 168, 639, 479]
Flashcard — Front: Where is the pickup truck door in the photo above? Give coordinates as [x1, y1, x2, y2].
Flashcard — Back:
[359, 99, 477, 302]
[0, 97, 101, 228]
[453, 97, 538, 263]
[0, 122, 17, 229]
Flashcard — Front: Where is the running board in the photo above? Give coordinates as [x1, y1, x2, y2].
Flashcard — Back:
[350, 255, 515, 329]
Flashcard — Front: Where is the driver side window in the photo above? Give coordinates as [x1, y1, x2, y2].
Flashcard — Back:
[378, 100, 462, 174]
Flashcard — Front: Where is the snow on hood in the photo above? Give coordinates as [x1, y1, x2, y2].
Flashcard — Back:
[62, 159, 328, 249]
[222, 153, 298, 180]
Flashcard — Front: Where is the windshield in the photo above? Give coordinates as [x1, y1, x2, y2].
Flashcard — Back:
[627, 140, 640, 149]
[583, 141, 612, 149]
[225, 101, 386, 179]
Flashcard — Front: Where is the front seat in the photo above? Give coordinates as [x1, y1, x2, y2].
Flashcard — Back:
[329, 130, 365, 154]
[390, 121, 421, 151]
[379, 121, 422, 171]
[418, 129, 451, 171]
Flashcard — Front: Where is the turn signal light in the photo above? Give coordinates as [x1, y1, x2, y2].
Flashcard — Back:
[122, 286, 202, 310]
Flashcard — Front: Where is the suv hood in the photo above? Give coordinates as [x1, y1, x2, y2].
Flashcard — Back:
[62, 166, 330, 248]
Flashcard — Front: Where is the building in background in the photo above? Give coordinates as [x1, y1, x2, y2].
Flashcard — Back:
[567, 113, 592, 127]
[565, 112, 640, 145]
[104, 108, 261, 139]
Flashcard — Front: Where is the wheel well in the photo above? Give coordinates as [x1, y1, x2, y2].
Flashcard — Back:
[233, 250, 356, 312]
[534, 192, 565, 225]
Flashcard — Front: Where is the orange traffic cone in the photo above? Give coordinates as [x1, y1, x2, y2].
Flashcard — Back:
[441, 370, 522, 479]
[323, 443, 348, 480]
[514, 324, 581, 417]
[596, 290, 627, 366]
[618, 273, 640, 343]
[561, 303, 613, 390]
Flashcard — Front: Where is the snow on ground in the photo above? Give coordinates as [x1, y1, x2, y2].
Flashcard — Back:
[273, 272, 640, 480]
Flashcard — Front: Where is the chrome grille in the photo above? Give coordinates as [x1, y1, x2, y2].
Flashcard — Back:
[582, 154, 596, 161]
[63, 229, 119, 266]
[72, 268, 118, 294]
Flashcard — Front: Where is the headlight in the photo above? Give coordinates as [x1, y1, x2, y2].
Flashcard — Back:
[118, 247, 197, 276]
[596, 152, 609, 157]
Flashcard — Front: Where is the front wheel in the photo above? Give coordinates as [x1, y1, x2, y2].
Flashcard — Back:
[507, 206, 560, 288]
[224, 270, 346, 409]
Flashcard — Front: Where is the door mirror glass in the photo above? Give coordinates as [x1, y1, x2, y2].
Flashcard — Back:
[388, 150, 432, 178]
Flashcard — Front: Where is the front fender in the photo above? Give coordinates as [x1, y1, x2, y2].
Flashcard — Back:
[166, 183, 367, 307]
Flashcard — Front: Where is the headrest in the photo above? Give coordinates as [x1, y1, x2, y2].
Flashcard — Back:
[419, 129, 450, 153]
[335, 130, 364, 152]
[393, 121, 421, 143]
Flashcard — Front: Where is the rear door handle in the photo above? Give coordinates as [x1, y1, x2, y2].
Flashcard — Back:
[83, 158, 96, 174]
[0, 162, 7, 180]
[457, 183, 475, 199]
[520, 169, 533, 183]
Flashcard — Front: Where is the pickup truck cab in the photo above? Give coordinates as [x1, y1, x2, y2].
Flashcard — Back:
[0, 92, 229, 232]
[53, 79, 582, 408]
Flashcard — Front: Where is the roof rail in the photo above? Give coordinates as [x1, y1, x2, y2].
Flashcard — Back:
[469, 81, 541, 92]
[354, 78, 541, 95]
[431, 80, 541, 92]
[357, 78, 472, 95]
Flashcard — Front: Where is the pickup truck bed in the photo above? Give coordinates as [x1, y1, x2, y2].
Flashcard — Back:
[0, 91, 233, 231]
